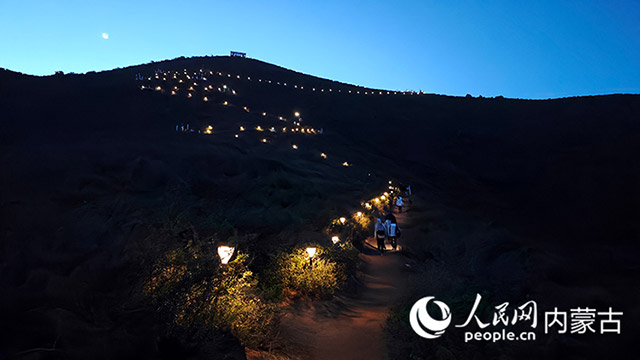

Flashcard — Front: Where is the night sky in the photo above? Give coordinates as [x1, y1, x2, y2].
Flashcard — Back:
[1, 0, 638, 99]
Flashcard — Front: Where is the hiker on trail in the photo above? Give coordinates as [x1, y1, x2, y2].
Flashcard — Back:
[374, 218, 386, 252]
[396, 196, 404, 213]
[384, 212, 397, 224]
[386, 221, 400, 250]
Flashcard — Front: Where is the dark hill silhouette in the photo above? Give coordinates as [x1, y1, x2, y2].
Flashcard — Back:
[0, 56, 638, 359]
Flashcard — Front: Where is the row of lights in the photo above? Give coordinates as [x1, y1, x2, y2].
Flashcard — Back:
[142, 75, 324, 139]
[142, 68, 427, 99]
[145, 70, 355, 174]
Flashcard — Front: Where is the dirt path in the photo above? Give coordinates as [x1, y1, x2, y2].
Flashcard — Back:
[276, 210, 413, 360]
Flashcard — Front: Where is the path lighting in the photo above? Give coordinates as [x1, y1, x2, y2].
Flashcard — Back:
[217, 245, 235, 265]
[332, 236, 340, 244]
[339, 217, 346, 225]
[306, 247, 317, 275]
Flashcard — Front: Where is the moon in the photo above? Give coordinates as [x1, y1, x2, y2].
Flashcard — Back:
[101, 32, 109, 40]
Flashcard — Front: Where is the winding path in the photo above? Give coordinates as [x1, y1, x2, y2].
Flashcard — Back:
[276, 209, 414, 360]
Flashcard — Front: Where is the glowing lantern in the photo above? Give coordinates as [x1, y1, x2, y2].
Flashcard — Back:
[262, 112, 267, 116]
[292, 144, 298, 150]
[332, 236, 340, 244]
[365, 202, 372, 209]
[356, 211, 363, 217]
[187, 93, 193, 98]
[217, 246, 235, 264]
[384, 192, 389, 196]
[339, 217, 346, 225]
[223, 101, 228, 105]
[256, 126, 263, 131]
[240, 126, 245, 131]
[261, 138, 267, 143]
[342, 162, 350, 167]
[306, 247, 317, 258]
[155, 86, 162, 91]
[294, 111, 300, 117]
[320, 153, 327, 159]
[203, 97, 208, 102]
[381, 195, 386, 200]
[204, 125, 213, 134]
[234, 134, 239, 138]
[171, 91, 176, 95]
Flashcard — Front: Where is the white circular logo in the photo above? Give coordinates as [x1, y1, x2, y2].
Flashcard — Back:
[410, 296, 452, 339]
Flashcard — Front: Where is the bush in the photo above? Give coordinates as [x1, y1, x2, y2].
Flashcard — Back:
[268, 246, 347, 299]
[144, 240, 278, 348]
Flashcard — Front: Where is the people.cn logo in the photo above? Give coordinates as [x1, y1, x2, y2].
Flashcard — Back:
[410, 296, 452, 339]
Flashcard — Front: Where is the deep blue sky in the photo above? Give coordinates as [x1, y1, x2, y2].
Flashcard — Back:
[1, 0, 638, 99]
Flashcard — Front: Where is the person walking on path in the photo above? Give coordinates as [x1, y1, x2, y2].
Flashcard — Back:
[386, 221, 400, 250]
[396, 196, 404, 213]
[384, 212, 397, 224]
[374, 218, 387, 252]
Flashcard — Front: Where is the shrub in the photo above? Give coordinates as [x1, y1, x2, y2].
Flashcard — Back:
[144, 240, 277, 348]
[269, 246, 347, 299]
